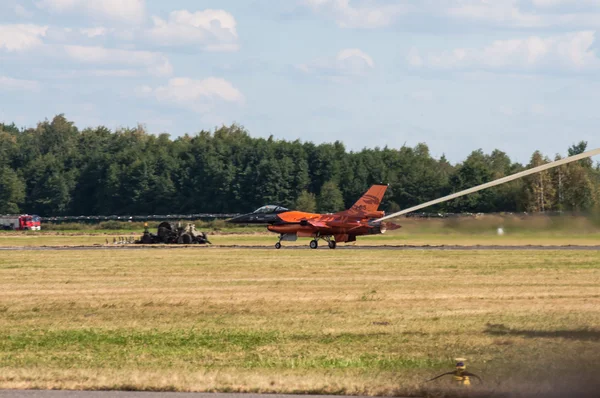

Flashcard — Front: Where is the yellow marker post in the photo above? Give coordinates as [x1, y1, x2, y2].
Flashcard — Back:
[426, 357, 482, 387]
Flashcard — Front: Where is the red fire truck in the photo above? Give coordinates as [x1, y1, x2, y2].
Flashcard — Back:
[0, 215, 41, 230]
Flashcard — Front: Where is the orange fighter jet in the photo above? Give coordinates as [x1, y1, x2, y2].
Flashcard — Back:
[228, 147, 600, 249]
[227, 185, 400, 249]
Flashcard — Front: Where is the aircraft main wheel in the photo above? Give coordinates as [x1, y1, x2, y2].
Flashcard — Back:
[328, 241, 336, 249]
[310, 240, 318, 249]
[275, 242, 282, 249]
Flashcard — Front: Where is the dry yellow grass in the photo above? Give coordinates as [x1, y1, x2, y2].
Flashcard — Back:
[0, 248, 599, 395]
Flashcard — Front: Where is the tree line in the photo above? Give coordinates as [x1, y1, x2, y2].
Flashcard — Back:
[1, 115, 599, 216]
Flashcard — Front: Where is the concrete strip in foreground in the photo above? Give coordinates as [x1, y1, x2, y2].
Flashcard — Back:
[1, 244, 600, 251]
[0, 391, 397, 398]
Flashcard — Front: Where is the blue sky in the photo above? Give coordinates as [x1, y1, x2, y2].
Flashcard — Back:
[1, 0, 600, 163]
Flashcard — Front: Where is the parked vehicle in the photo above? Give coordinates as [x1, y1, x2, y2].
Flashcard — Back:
[0, 215, 41, 230]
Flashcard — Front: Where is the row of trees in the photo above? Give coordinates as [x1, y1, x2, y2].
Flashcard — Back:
[1, 115, 599, 216]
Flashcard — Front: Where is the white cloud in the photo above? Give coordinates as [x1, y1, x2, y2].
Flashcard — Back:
[36, 0, 145, 24]
[306, 0, 411, 28]
[79, 27, 108, 38]
[532, 0, 600, 7]
[498, 105, 517, 116]
[408, 31, 600, 72]
[62, 45, 173, 76]
[447, 0, 543, 28]
[497, 103, 547, 117]
[0, 23, 172, 78]
[14, 4, 33, 18]
[306, 0, 600, 30]
[0, 24, 47, 51]
[446, 0, 600, 29]
[0, 76, 39, 91]
[407, 48, 423, 67]
[531, 103, 546, 115]
[140, 77, 244, 113]
[411, 90, 434, 101]
[42, 69, 139, 78]
[24, 6, 239, 52]
[298, 48, 375, 82]
[148, 9, 239, 51]
[337, 48, 375, 67]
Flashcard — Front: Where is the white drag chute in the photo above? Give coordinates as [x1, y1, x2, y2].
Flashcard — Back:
[375, 147, 600, 223]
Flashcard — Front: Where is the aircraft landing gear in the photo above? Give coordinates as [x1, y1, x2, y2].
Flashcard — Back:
[308, 236, 336, 249]
[275, 234, 285, 249]
[322, 235, 336, 249]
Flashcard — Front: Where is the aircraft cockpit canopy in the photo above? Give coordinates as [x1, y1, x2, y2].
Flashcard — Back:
[253, 205, 288, 214]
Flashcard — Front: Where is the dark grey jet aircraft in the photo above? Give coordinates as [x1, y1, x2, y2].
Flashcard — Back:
[227, 205, 289, 224]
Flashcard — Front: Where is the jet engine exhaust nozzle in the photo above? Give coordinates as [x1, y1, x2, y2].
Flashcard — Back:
[368, 221, 387, 235]
[367, 221, 402, 235]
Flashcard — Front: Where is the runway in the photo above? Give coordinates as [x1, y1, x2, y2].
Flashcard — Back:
[1, 244, 600, 251]
[0, 392, 387, 398]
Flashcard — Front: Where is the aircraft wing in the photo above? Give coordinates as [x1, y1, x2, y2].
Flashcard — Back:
[305, 220, 331, 229]
[375, 147, 600, 222]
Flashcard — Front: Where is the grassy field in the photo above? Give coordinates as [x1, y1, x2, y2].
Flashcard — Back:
[0, 248, 599, 396]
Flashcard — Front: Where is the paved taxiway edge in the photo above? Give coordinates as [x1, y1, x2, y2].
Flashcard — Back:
[0, 391, 399, 398]
[1, 244, 600, 251]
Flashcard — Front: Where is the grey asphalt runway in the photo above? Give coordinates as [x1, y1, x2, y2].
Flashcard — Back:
[1, 244, 600, 251]
[0, 392, 383, 398]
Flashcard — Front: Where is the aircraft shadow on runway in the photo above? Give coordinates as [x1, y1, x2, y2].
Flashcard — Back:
[485, 323, 600, 341]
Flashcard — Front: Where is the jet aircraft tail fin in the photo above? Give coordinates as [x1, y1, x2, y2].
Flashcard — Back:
[339, 184, 388, 217]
